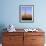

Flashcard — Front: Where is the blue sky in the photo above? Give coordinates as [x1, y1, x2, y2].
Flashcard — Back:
[21, 6, 32, 15]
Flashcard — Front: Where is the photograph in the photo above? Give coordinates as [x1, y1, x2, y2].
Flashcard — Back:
[19, 5, 34, 22]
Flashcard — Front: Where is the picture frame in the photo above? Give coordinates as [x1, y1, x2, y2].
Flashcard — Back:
[19, 5, 34, 23]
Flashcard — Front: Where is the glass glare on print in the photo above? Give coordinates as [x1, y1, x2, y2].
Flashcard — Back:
[19, 5, 34, 22]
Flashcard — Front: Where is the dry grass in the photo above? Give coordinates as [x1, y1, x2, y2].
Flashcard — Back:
[22, 14, 32, 20]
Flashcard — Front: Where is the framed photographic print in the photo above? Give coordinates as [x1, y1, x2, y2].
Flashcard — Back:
[19, 5, 34, 23]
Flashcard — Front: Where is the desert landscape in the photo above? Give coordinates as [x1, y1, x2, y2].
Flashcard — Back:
[22, 13, 32, 20]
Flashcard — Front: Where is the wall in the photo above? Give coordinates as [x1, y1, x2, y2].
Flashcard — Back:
[0, 0, 46, 44]
[0, 0, 46, 29]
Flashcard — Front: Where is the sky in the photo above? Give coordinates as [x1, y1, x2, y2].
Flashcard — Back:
[21, 5, 32, 15]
